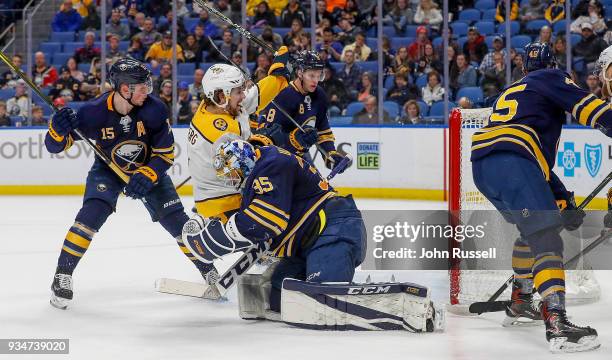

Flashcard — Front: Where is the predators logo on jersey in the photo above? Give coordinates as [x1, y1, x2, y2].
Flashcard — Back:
[214, 118, 229, 131]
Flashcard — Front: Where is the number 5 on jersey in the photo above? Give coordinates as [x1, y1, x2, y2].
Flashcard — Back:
[490, 84, 527, 123]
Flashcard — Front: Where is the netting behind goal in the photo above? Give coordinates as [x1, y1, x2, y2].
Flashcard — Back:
[448, 108, 600, 307]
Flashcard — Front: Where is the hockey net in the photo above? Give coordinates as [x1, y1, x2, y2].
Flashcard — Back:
[448, 108, 600, 308]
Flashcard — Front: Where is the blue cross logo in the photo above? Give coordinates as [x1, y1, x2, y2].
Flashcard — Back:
[557, 142, 581, 177]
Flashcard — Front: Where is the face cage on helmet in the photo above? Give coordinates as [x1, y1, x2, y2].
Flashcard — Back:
[598, 61, 612, 98]
[213, 152, 245, 189]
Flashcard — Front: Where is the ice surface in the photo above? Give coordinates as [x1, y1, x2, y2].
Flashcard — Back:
[0, 196, 610, 360]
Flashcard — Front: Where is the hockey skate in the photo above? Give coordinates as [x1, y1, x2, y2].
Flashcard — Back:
[502, 287, 543, 327]
[50, 272, 73, 310]
[543, 307, 600, 353]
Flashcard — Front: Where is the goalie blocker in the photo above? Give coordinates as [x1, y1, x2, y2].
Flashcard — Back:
[238, 272, 445, 332]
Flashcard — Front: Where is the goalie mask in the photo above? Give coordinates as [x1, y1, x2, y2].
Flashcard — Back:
[213, 136, 257, 189]
[595, 45, 612, 98]
[202, 64, 246, 109]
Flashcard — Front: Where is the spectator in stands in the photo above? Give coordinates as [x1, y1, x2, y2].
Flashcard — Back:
[79, 58, 103, 100]
[52, 0, 82, 32]
[414, 43, 442, 77]
[0, 101, 10, 127]
[571, 0, 607, 35]
[137, 17, 162, 50]
[495, 0, 519, 23]
[209, 29, 238, 63]
[253, 1, 278, 27]
[407, 26, 431, 62]
[106, 34, 125, 66]
[193, 24, 214, 56]
[321, 64, 347, 116]
[50, 65, 82, 101]
[457, 96, 473, 109]
[33, 52, 58, 88]
[65, 57, 84, 82]
[177, 81, 193, 124]
[586, 73, 602, 98]
[157, 9, 188, 42]
[108, 8, 130, 41]
[338, 49, 363, 101]
[159, 79, 173, 112]
[75, 0, 99, 31]
[383, 0, 414, 34]
[352, 95, 392, 124]
[129, 12, 146, 38]
[190, 100, 200, 117]
[252, 53, 272, 82]
[573, 22, 608, 71]
[414, 0, 442, 31]
[317, 27, 344, 61]
[519, 0, 546, 23]
[182, 34, 203, 64]
[153, 63, 173, 96]
[357, 71, 377, 102]
[381, 36, 395, 73]
[6, 79, 29, 117]
[0, 54, 22, 87]
[511, 51, 524, 82]
[145, 31, 185, 68]
[479, 35, 507, 73]
[294, 32, 312, 52]
[453, 53, 478, 89]
[281, 0, 306, 27]
[127, 36, 146, 61]
[538, 26, 553, 45]
[399, 100, 423, 125]
[284, 18, 305, 51]
[113, 0, 138, 18]
[31, 106, 46, 126]
[175, 0, 190, 21]
[189, 68, 205, 101]
[421, 70, 444, 105]
[386, 73, 419, 106]
[344, 0, 364, 24]
[553, 37, 568, 70]
[482, 52, 507, 98]
[144, 0, 170, 19]
[231, 51, 251, 78]
[326, 0, 348, 14]
[53, 97, 66, 109]
[73, 31, 101, 64]
[336, 17, 360, 45]
[256, 26, 283, 54]
[246, 0, 286, 17]
[316, 0, 334, 24]
[463, 27, 488, 64]
[545, 0, 565, 24]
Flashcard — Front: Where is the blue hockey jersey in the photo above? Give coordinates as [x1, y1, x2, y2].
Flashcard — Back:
[471, 69, 612, 182]
[258, 82, 336, 156]
[45, 92, 175, 179]
[233, 146, 336, 257]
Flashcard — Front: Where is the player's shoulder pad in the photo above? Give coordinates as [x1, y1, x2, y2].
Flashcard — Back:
[139, 96, 170, 126]
[74, 93, 108, 124]
[527, 68, 567, 82]
[253, 145, 295, 173]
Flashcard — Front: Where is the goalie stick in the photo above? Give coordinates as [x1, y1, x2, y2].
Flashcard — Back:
[156, 167, 348, 299]
[465, 169, 612, 315]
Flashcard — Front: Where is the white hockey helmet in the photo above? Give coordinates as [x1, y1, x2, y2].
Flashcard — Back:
[595, 45, 612, 96]
[201, 64, 245, 108]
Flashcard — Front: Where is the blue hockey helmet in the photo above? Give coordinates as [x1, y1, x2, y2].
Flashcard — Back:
[522, 42, 557, 73]
[213, 135, 257, 189]
[108, 58, 153, 94]
[294, 50, 325, 80]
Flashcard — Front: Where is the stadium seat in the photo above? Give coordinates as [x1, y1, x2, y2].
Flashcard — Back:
[382, 88, 388, 98]
[456, 87, 484, 105]
[200, 62, 215, 72]
[178, 62, 196, 76]
[383, 26, 396, 38]
[428, 101, 457, 117]
[525, 19, 550, 33]
[384, 75, 395, 89]
[329, 116, 353, 126]
[76, 31, 100, 41]
[510, 35, 531, 49]
[118, 41, 130, 52]
[52, 53, 72, 67]
[573, 57, 585, 74]
[345, 102, 364, 116]
[484, 35, 496, 48]
[9, 116, 25, 126]
[63, 42, 82, 54]
[366, 37, 378, 50]
[184, 17, 200, 32]
[416, 101, 429, 116]
[330, 61, 344, 73]
[50, 32, 75, 43]
[496, 21, 520, 35]
[474, 21, 495, 35]
[274, 28, 291, 37]
[415, 74, 428, 88]
[457, 36, 469, 49]
[432, 36, 443, 48]
[0, 88, 15, 99]
[390, 37, 413, 50]
[553, 19, 567, 34]
[570, 33, 581, 47]
[450, 22, 469, 37]
[475, 0, 496, 9]
[383, 101, 399, 118]
[360, 61, 378, 73]
[481, 9, 497, 21]
[405, 25, 429, 37]
[177, 75, 193, 84]
[39, 42, 62, 55]
[457, 9, 481, 24]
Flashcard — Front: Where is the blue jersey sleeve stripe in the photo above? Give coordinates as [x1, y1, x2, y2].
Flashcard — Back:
[586, 101, 610, 128]
[251, 198, 290, 219]
[571, 94, 596, 119]
[577, 98, 606, 126]
[248, 203, 289, 231]
[244, 208, 282, 236]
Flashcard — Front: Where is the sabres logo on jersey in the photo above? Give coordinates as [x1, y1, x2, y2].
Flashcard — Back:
[213, 118, 228, 131]
[112, 140, 148, 173]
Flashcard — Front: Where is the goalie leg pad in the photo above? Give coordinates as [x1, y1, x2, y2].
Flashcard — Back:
[280, 279, 445, 332]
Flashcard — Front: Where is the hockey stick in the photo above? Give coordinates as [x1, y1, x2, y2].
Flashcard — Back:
[174, 176, 191, 190]
[466, 170, 612, 315]
[0, 50, 130, 183]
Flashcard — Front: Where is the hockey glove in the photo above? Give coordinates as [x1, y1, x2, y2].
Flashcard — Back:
[557, 191, 585, 231]
[49, 107, 78, 140]
[268, 46, 291, 80]
[124, 166, 158, 199]
[325, 150, 348, 174]
[249, 123, 286, 147]
[289, 126, 318, 152]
